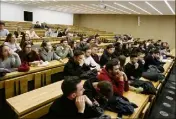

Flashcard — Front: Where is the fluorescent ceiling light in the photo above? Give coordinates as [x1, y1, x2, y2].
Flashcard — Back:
[164, 0, 175, 14]
[104, 4, 130, 14]
[129, 2, 151, 14]
[114, 2, 140, 14]
[145, 1, 163, 15]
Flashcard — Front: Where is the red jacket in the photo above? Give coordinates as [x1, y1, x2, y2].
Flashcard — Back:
[97, 68, 129, 96]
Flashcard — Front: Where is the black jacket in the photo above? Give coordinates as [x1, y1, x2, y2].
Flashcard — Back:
[64, 58, 90, 77]
[48, 95, 99, 119]
[100, 50, 116, 67]
[14, 31, 25, 38]
[124, 61, 144, 80]
[144, 55, 162, 70]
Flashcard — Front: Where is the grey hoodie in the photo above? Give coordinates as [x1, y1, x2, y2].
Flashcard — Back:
[39, 48, 60, 61]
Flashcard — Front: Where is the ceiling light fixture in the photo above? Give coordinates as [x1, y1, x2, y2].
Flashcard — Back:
[114, 2, 140, 14]
[164, 0, 175, 14]
[145, 1, 163, 15]
[129, 2, 151, 14]
[91, 4, 118, 13]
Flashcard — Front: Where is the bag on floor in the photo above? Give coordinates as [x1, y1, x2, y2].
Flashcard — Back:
[130, 80, 157, 95]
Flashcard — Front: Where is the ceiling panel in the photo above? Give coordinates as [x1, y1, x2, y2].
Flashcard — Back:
[1, 0, 175, 15]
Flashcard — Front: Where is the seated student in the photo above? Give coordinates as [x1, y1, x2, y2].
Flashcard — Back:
[63, 27, 70, 36]
[34, 21, 41, 28]
[55, 27, 64, 37]
[91, 44, 100, 64]
[87, 36, 96, 46]
[4, 33, 21, 52]
[122, 44, 131, 57]
[154, 40, 162, 48]
[124, 54, 144, 81]
[69, 40, 77, 51]
[0, 45, 21, 72]
[0, 21, 9, 37]
[98, 59, 129, 96]
[118, 55, 126, 71]
[49, 76, 106, 119]
[14, 26, 25, 38]
[45, 28, 53, 37]
[76, 36, 89, 51]
[113, 42, 123, 58]
[95, 34, 101, 44]
[41, 22, 49, 29]
[20, 34, 33, 48]
[144, 49, 162, 70]
[84, 80, 113, 106]
[26, 27, 39, 38]
[39, 40, 61, 61]
[100, 44, 116, 67]
[64, 50, 90, 77]
[55, 39, 73, 59]
[84, 47, 100, 71]
[18, 42, 40, 64]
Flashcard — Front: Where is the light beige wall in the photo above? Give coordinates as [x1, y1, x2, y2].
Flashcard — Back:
[74, 14, 175, 49]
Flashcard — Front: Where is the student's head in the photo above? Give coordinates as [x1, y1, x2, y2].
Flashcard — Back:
[0, 21, 5, 30]
[105, 59, 120, 75]
[84, 46, 91, 57]
[97, 81, 113, 99]
[22, 42, 32, 54]
[60, 39, 68, 47]
[80, 37, 87, 45]
[5, 33, 16, 43]
[151, 49, 160, 59]
[106, 44, 115, 54]
[73, 50, 85, 64]
[130, 54, 138, 64]
[95, 34, 100, 40]
[0, 45, 10, 60]
[161, 42, 167, 47]
[41, 40, 52, 51]
[91, 44, 98, 55]
[87, 36, 95, 44]
[119, 55, 126, 68]
[69, 40, 77, 49]
[114, 42, 122, 50]
[20, 34, 33, 48]
[36, 21, 40, 24]
[62, 76, 84, 99]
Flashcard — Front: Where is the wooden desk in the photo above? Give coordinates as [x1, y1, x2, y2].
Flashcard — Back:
[104, 91, 149, 118]
[0, 59, 68, 81]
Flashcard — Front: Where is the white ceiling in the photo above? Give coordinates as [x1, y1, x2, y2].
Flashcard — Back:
[2, 0, 176, 15]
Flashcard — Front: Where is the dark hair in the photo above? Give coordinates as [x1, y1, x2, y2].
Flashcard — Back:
[119, 55, 126, 68]
[41, 40, 49, 48]
[20, 34, 33, 48]
[105, 59, 120, 71]
[83, 46, 91, 52]
[0, 45, 5, 60]
[106, 44, 114, 50]
[21, 42, 32, 51]
[5, 33, 13, 42]
[130, 54, 138, 59]
[60, 38, 68, 43]
[0, 21, 5, 26]
[62, 76, 81, 96]
[74, 50, 84, 57]
[95, 34, 99, 39]
[87, 36, 95, 43]
[97, 81, 113, 99]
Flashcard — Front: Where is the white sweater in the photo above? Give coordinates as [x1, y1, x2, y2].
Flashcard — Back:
[84, 56, 100, 70]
